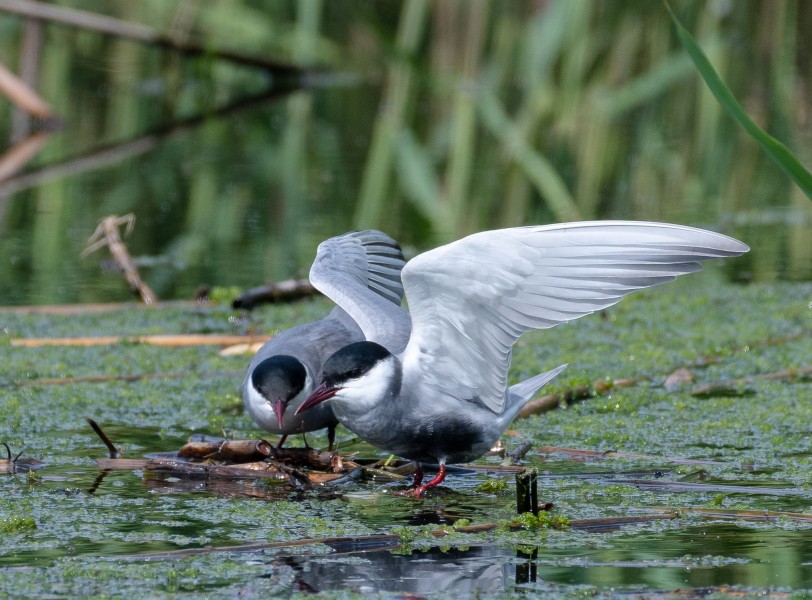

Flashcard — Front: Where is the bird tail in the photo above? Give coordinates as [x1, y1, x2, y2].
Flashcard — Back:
[510, 364, 568, 402]
[503, 364, 568, 420]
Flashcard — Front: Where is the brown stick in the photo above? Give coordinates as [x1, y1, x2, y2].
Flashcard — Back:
[173, 442, 355, 472]
[651, 506, 812, 524]
[95, 458, 148, 470]
[86, 417, 120, 458]
[10, 14, 44, 139]
[517, 377, 644, 419]
[232, 279, 318, 310]
[11, 334, 270, 348]
[616, 478, 808, 497]
[142, 457, 286, 479]
[11, 370, 242, 388]
[143, 456, 323, 490]
[81, 214, 157, 304]
[690, 365, 812, 396]
[506, 442, 533, 464]
[177, 439, 273, 463]
[0, 131, 50, 181]
[0, 0, 302, 76]
[518, 329, 811, 418]
[0, 58, 54, 118]
[535, 446, 727, 466]
[0, 300, 211, 315]
[0, 88, 290, 199]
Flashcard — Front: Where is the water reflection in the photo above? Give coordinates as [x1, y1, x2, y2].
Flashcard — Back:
[1, 1, 811, 306]
[274, 525, 812, 595]
[280, 546, 514, 596]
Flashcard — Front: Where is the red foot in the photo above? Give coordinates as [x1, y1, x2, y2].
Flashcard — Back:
[397, 463, 446, 498]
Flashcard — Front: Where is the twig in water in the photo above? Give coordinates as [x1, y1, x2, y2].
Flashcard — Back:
[0, 443, 43, 474]
[690, 365, 812, 397]
[232, 279, 318, 310]
[177, 439, 273, 463]
[81, 214, 157, 304]
[8, 369, 243, 388]
[11, 334, 269, 348]
[535, 445, 726, 466]
[649, 506, 812, 524]
[517, 377, 644, 419]
[518, 330, 811, 417]
[1, 442, 20, 474]
[506, 442, 533, 465]
[86, 417, 120, 458]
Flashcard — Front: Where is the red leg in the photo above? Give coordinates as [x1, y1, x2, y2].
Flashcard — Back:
[277, 434, 288, 449]
[327, 425, 336, 453]
[411, 463, 424, 488]
[409, 462, 446, 498]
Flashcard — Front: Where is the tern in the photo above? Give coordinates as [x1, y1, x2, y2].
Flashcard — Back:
[297, 221, 749, 495]
[241, 230, 407, 450]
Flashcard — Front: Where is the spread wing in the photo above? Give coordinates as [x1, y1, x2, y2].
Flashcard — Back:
[310, 230, 411, 352]
[400, 221, 749, 414]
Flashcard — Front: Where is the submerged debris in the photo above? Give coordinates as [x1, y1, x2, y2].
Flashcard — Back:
[0, 443, 46, 474]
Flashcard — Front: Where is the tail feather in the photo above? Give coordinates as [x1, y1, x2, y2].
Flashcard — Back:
[505, 364, 568, 418]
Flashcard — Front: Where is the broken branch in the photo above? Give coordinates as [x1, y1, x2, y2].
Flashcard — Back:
[177, 439, 272, 463]
[232, 279, 318, 310]
[0, 0, 302, 76]
[0, 58, 55, 119]
[11, 334, 270, 348]
[81, 214, 157, 304]
[86, 417, 120, 458]
[535, 446, 727, 466]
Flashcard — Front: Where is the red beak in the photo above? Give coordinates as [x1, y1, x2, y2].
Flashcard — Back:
[295, 383, 339, 415]
[272, 401, 285, 429]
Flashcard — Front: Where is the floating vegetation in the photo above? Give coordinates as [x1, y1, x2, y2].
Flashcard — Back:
[0, 516, 36, 533]
[0, 0, 811, 595]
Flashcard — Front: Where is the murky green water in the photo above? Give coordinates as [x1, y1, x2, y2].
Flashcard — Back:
[1, 278, 811, 597]
[2, 2, 812, 596]
[1, 3, 811, 307]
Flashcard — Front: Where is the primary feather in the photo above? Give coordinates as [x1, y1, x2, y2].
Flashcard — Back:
[399, 221, 748, 414]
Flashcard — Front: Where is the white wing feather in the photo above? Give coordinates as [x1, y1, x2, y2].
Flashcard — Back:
[400, 221, 749, 414]
[309, 230, 412, 352]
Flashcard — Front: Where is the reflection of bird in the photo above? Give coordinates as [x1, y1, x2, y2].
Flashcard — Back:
[241, 230, 406, 450]
[297, 221, 749, 494]
[289, 546, 513, 595]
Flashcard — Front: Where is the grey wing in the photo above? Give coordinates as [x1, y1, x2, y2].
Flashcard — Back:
[310, 230, 411, 353]
[400, 221, 749, 414]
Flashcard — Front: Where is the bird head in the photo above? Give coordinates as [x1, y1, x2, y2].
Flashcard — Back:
[295, 341, 397, 415]
[250, 355, 307, 428]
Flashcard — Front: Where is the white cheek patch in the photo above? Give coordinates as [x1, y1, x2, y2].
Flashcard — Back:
[336, 359, 394, 408]
[245, 381, 274, 421]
